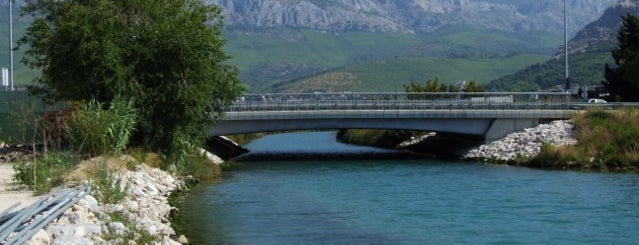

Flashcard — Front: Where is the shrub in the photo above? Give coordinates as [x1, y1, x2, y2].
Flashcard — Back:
[66, 99, 137, 157]
[174, 152, 221, 181]
[89, 162, 129, 204]
[12, 151, 79, 194]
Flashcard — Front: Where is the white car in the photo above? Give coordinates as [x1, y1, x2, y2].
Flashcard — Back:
[586, 98, 607, 103]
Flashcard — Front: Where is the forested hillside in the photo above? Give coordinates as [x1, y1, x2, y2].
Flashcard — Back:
[488, 0, 638, 92]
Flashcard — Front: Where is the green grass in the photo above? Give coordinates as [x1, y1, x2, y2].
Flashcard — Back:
[527, 109, 639, 171]
[411, 25, 561, 58]
[488, 44, 615, 91]
[223, 29, 422, 90]
[224, 25, 561, 92]
[269, 54, 550, 92]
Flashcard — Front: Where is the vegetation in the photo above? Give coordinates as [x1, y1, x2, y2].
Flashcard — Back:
[18, 0, 244, 164]
[12, 151, 79, 194]
[337, 129, 422, 149]
[527, 109, 639, 171]
[66, 99, 137, 157]
[89, 162, 129, 205]
[226, 25, 560, 91]
[404, 77, 484, 93]
[269, 54, 549, 92]
[104, 210, 158, 244]
[487, 47, 614, 92]
[603, 13, 639, 102]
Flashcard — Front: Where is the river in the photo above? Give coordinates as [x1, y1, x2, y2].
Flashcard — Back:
[179, 132, 639, 244]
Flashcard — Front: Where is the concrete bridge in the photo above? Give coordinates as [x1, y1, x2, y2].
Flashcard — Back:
[209, 92, 578, 142]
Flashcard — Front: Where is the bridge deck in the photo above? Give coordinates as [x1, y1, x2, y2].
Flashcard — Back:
[211, 92, 582, 142]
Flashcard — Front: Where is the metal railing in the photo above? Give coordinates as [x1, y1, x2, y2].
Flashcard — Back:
[0, 184, 90, 245]
[225, 92, 573, 112]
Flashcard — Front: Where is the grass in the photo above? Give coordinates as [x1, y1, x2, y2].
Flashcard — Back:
[88, 161, 129, 205]
[527, 109, 639, 171]
[270, 54, 550, 92]
[223, 25, 561, 92]
[12, 151, 79, 194]
[103, 210, 159, 244]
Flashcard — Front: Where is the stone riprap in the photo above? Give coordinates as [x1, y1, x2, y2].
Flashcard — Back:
[26, 163, 189, 245]
[463, 120, 577, 162]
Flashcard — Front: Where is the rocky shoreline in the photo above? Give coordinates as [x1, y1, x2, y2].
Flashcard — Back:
[0, 153, 201, 245]
[24, 160, 188, 244]
[462, 120, 578, 162]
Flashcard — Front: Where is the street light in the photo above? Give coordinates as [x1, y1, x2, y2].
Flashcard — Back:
[9, 0, 14, 91]
[564, 0, 570, 93]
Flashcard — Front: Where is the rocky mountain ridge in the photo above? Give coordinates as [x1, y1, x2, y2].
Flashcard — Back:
[561, 0, 639, 55]
[208, 0, 616, 34]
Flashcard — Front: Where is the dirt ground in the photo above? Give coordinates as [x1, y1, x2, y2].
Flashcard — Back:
[0, 163, 40, 212]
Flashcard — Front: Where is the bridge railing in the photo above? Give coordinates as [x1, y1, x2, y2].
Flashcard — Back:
[225, 92, 572, 112]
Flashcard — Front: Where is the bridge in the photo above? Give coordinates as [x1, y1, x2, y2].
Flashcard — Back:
[209, 92, 580, 143]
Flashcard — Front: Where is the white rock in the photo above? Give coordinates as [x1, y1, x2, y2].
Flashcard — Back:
[26, 229, 51, 245]
[109, 222, 128, 236]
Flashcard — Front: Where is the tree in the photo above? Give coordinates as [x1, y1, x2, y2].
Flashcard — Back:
[603, 13, 639, 102]
[462, 81, 485, 92]
[18, 0, 244, 161]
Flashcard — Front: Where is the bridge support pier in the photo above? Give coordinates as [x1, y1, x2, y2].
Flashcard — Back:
[483, 118, 540, 143]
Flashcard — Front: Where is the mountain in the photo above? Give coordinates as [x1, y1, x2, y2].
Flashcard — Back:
[488, 0, 639, 92]
[209, 0, 615, 34]
[0, 0, 620, 91]
[562, 0, 639, 55]
[209, 0, 618, 91]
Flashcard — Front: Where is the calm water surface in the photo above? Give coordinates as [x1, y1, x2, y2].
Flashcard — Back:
[180, 132, 639, 244]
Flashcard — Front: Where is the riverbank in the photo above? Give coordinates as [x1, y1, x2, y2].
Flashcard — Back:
[462, 120, 577, 162]
[0, 150, 222, 244]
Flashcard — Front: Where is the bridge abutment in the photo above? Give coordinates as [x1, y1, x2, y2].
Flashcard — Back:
[483, 118, 540, 143]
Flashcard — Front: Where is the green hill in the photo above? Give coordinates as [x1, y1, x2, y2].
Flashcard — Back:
[223, 29, 422, 91]
[268, 54, 550, 92]
[405, 25, 560, 58]
[240, 25, 561, 92]
[487, 45, 614, 92]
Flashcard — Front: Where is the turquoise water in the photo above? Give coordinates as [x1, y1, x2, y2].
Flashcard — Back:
[180, 132, 639, 244]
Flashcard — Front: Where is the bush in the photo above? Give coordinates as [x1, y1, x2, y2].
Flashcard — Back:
[12, 151, 79, 194]
[89, 163, 129, 204]
[66, 99, 137, 157]
[174, 152, 221, 182]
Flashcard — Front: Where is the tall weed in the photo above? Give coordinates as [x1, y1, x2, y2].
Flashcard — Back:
[90, 164, 129, 204]
[66, 99, 137, 157]
[552, 109, 639, 169]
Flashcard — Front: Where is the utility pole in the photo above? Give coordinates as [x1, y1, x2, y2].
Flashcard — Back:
[9, 0, 14, 91]
[564, 0, 570, 93]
